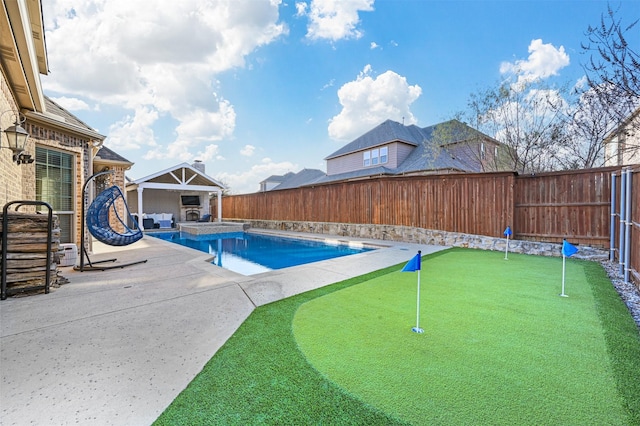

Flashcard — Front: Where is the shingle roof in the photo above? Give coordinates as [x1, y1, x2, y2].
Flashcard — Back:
[395, 139, 484, 174]
[95, 145, 132, 164]
[325, 119, 422, 160]
[272, 169, 326, 190]
[44, 96, 98, 132]
[324, 119, 485, 160]
[260, 172, 294, 185]
[269, 119, 502, 190]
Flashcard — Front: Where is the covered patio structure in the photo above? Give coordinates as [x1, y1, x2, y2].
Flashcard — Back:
[126, 162, 225, 230]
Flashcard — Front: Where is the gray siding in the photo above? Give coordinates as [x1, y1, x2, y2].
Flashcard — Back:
[327, 142, 415, 175]
[327, 151, 366, 175]
[394, 142, 414, 167]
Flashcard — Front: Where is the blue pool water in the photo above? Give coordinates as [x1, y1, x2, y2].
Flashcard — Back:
[150, 231, 375, 275]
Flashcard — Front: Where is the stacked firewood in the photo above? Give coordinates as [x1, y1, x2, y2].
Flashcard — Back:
[0, 211, 61, 297]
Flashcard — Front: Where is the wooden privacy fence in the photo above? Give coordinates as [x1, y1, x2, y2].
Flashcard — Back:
[513, 168, 613, 246]
[221, 166, 638, 284]
[223, 172, 516, 239]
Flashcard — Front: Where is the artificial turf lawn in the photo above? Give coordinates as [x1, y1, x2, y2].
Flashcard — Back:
[154, 248, 640, 425]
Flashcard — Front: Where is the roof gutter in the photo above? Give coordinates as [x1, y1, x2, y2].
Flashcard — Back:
[24, 110, 106, 141]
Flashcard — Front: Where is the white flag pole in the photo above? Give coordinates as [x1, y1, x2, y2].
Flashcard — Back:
[504, 233, 510, 260]
[412, 269, 424, 333]
[416, 269, 421, 328]
[560, 254, 568, 297]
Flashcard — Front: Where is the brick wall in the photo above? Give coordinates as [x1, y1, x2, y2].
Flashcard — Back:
[27, 124, 89, 246]
[0, 78, 27, 208]
[1, 91, 93, 248]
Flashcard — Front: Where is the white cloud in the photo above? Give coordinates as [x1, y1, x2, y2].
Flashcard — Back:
[295, 2, 308, 16]
[574, 75, 589, 91]
[174, 101, 236, 142]
[197, 144, 223, 162]
[138, 103, 236, 162]
[370, 41, 379, 50]
[240, 145, 256, 156]
[300, 0, 374, 41]
[144, 138, 194, 162]
[41, 0, 286, 156]
[328, 65, 422, 140]
[525, 89, 567, 111]
[216, 158, 298, 194]
[50, 96, 91, 111]
[107, 107, 159, 150]
[500, 39, 570, 88]
[321, 79, 335, 90]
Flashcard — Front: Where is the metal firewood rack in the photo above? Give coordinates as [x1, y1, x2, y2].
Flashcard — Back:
[1, 200, 54, 300]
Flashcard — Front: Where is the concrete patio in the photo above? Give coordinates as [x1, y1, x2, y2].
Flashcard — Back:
[1, 230, 445, 425]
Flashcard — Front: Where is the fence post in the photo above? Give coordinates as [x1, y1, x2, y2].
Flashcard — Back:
[624, 168, 632, 284]
[618, 169, 627, 276]
[508, 173, 516, 238]
[610, 172, 617, 262]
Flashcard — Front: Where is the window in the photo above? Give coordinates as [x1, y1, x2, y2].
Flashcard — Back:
[363, 151, 371, 167]
[480, 142, 486, 160]
[363, 146, 388, 167]
[380, 146, 388, 164]
[36, 147, 74, 243]
[371, 148, 380, 165]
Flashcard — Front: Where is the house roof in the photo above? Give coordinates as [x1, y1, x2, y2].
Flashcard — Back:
[25, 96, 106, 141]
[396, 138, 486, 174]
[271, 168, 326, 190]
[1, 0, 48, 112]
[44, 97, 97, 131]
[260, 172, 294, 185]
[268, 119, 504, 190]
[94, 145, 133, 166]
[325, 119, 490, 160]
[325, 119, 421, 160]
[126, 162, 226, 192]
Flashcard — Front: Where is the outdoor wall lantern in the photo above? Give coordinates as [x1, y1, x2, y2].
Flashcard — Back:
[1, 110, 33, 165]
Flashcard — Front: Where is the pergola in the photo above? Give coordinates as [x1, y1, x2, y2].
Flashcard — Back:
[126, 163, 226, 230]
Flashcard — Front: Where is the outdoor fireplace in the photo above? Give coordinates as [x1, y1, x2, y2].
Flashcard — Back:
[185, 209, 200, 221]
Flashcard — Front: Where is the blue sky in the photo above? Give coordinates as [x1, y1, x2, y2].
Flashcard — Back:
[40, 0, 637, 193]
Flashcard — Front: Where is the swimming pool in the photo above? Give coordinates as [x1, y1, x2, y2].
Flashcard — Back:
[150, 231, 375, 275]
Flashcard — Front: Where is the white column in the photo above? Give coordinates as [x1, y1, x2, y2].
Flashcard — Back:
[216, 187, 222, 222]
[137, 187, 145, 229]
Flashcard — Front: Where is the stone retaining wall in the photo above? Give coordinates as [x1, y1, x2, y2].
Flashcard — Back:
[233, 219, 608, 261]
[178, 222, 246, 235]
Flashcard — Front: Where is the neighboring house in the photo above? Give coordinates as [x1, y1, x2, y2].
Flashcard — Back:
[254, 119, 507, 192]
[260, 172, 294, 192]
[325, 120, 505, 180]
[271, 168, 325, 190]
[603, 108, 640, 166]
[319, 119, 507, 185]
[125, 162, 226, 229]
[261, 169, 325, 192]
[1, 1, 133, 247]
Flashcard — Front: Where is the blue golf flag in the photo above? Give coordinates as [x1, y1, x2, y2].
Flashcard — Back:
[562, 240, 578, 257]
[504, 226, 512, 237]
[402, 251, 421, 272]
